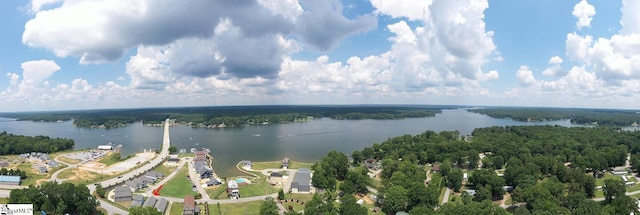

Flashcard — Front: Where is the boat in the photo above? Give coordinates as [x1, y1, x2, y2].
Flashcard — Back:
[252, 134, 261, 137]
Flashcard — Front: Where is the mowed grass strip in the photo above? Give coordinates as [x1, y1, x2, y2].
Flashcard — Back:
[97, 152, 121, 166]
[159, 165, 197, 198]
[169, 202, 184, 215]
[209, 201, 262, 215]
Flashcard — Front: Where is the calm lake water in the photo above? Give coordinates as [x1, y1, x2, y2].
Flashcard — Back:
[0, 109, 632, 176]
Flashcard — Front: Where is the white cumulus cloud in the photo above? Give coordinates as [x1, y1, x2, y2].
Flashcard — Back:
[572, 0, 596, 29]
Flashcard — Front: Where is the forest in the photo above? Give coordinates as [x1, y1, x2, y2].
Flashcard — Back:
[8, 182, 99, 215]
[469, 107, 640, 126]
[0, 105, 444, 129]
[309, 125, 640, 214]
[0, 131, 74, 155]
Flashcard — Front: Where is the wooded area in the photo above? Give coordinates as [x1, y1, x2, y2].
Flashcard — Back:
[330, 125, 640, 214]
[470, 107, 640, 126]
[8, 182, 99, 215]
[0, 105, 443, 129]
[0, 131, 74, 154]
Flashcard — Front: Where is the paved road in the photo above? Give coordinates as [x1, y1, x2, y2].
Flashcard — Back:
[87, 118, 172, 215]
[145, 159, 186, 197]
[187, 158, 212, 200]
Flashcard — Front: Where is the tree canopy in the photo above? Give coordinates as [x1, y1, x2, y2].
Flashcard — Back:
[9, 182, 98, 215]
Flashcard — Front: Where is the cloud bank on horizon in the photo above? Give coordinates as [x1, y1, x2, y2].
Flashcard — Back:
[0, 0, 639, 111]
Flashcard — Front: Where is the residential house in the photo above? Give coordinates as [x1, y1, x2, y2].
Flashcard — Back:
[0, 160, 9, 168]
[241, 160, 252, 169]
[206, 178, 221, 187]
[113, 186, 132, 202]
[0, 175, 21, 185]
[155, 197, 168, 213]
[38, 166, 48, 174]
[183, 195, 201, 215]
[140, 176, 156, 184]
[130, 195, 145, 208]
[431, 164, 441, 172]
[48, 161, 59, 168]
[268, 172, 284, 185]
[291, 168, 312, 193]
[227, 180, 240, 198]
[143, 196, 157, 208]
[133, 178, 147, 188]
[282, 157, 290, 168]
[145, 171, 164, 180]
[125, 180, 142, 191]
[364, 158, 378, 170]
[195, 161, 211, 179]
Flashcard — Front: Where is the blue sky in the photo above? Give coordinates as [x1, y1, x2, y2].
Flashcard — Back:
[0, 0, 638, 111]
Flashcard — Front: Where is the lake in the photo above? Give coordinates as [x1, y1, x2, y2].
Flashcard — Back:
[0, 109, 632, 176]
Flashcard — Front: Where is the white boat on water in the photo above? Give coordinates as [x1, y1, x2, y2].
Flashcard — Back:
[252, 134, 261, 137]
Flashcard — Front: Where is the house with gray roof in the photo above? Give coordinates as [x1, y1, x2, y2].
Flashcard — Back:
[38, 166, 48, 174]
[145, 171, 164, 179]
[48, 160, 59, 168]
[125, 180, 141, 191]
[155, 197, 168, 213]
[290, 169, 312, 193]
[113, 186, 132, 202]
[143, 196, 157, 208]
[130, 195, 145, 208]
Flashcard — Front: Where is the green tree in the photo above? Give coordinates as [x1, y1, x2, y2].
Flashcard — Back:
[447, 168, 463, 192]
[95, 184, 106, 198]
[278, 189, 285, 200]
[339, 194, 367, 215]
[603, 179, 625, 204]
[168, 145, 178, 154]
[474, 185, 491, 202]
[260, 197, 279, 215]
[383, 185, 408, 214]
[129, 206, 162, 215]
[9, 182, 98, 215]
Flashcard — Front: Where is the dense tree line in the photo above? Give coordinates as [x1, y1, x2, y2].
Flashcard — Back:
[470, 107, 640, 126]
[0, 105, 442, 129]
[9, 182, 99, 215]
[0, 131, 74, 154]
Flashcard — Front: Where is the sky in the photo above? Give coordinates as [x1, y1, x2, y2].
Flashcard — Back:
[0, 0, 639, 112]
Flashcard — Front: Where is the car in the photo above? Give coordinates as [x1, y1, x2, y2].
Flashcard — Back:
[94, 183, 100, 186]
[117, 176, 123, 179]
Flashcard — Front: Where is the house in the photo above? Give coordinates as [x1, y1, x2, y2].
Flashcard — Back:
[38, 166, 48, 174]
[291, 168, 312, 193]
[431, 164, 441, 172]
[130, 195, 145, 208]
[0, 160, 9, 167]
[463, 173, 468, 181]
[268, 172, 284, 185]
[206, 178, 221, 186]
[145, 171, 164, 179]
[167, 157, 180, 164]
[154, 198, 168, 213]
[140, 176, 156, 184]
[227, 180, 240, 198]
[241, 160, 252, 169]
[143, 196, 157, 208]
[282, 157, 290, 168]
[134, 178, 147, 188]
[183, 195, 201, 215]
[114, 186, 132, 202]
[48, 161, 59, 168]
[0, 175, 21, 185]
[195, 162, 211, 179]
[364, 158, 378, 170]
[125, 180, 142, 191]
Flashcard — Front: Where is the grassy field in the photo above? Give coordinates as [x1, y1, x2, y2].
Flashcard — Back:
[595, 173, 622, 186]
[15, 163, 47, 186]
[179, 153, 195, 158]
[159, 165, 197, 198]
[282, 193, 314, 212]
[97, 152, 121, 166]
[238, 181, 278, 197]
[152, 163, 178, 176]
[207, 184, 229, 199]
[209, 201, 262, 215]
[0, 198, 7, 204]
[169, 202, 184, 215]
[57, 156, 81, 164]
[250, 160, 313, 170]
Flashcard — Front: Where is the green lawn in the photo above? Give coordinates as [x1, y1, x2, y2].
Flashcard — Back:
[238, 181, 278, 197]
[97, 152, 122, 166]
[0, 198, 7, 204]
[97, 207, 108, 215]
[282, 193, 314, 212]
[251, 160, 314, 170]
[179, 153, 195, 158]
[152, 163, 178, 176]
[57, 156, 81, 164]
[209, 201, 262, 215]
[594, 190, 604, 199]
[438, 187, 447, 204]
[595, 173, 622, 187]
[169, 202, 184, 215]
[627, 183, 640, 192]
[207, 184, 229, 199]
[159, 165, 197, 198]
